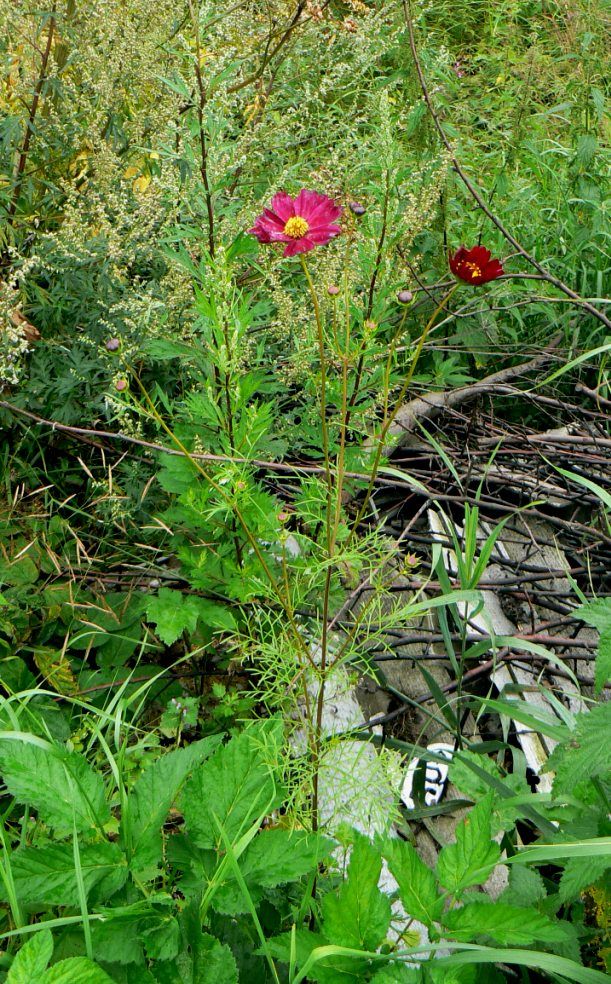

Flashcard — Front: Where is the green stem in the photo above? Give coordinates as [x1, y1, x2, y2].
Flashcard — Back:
[352, 282, 459, 532]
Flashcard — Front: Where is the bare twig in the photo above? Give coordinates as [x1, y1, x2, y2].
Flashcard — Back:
[402, 0, 611, 332]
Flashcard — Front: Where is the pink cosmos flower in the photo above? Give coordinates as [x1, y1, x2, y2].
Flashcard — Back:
[249, 189, 342, 257]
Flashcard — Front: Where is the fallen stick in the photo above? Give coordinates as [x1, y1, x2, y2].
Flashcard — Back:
[383, 340, 560, 450]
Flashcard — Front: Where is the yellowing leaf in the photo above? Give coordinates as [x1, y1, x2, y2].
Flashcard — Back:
[33, 648, 78, 696]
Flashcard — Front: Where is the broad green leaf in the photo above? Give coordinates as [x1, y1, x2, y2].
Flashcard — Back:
[437, 794, 500, 894]
[141, 915, 181, 960]
[193, 933, 238, 984]
[2, 841, 127, 907]
[126, 736, 223, 873]
[41, 958, 115, 983]
[213, 828, 332, 915]
[576, 599, 611, 694]
[576, 598, 611, 633]
[182, 901, 238, 983]
[385, 839, 443, 927]
[442, 901, 568, 945]
[322, 834, 391, 952]
[545, 704, 611, 793]
[182, 729, 280, 849]
[370, 968, 422, 983]
[500, 865, 546, 908]
[7, 930, 53, 984]
[145, 588, 205, 645]
[0, 735, 109, 833]
[559, 854, 610, 902]
[595, 629, 611, 695]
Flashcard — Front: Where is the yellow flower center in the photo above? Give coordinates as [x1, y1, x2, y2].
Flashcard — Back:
[284, 215, 309, 238]
[464, 261, 482, 279]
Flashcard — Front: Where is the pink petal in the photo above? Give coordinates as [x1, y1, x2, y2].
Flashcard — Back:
[306, 226, 340, 244]
[283, 237, 316, 256]
[270, 192, 295, 222]
[262, 208, 287, 230]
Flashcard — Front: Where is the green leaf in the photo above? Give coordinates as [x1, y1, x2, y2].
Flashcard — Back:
[41, 958, 115, 983]
[433, 945, 609, 982]
[595, 629, 611, 695]
[7, 930, 53, 984]
[576, 598, 611, 633]
[321, 833, 391, 952]
[576, 599, 611, 694]
[0, 735, 110, 833]
[2, 841, 127, 907]
[182, 900, 238, 983]
[213, 828, 332, 915]
[384, 839, 443, 927]
[545, 704, 611, 793]
[193, 933, 238, 984]
[370, 968, 422, 983]
[437, 794, 500, 895]
[442, 901, 568, 945]
[559, 854, 610, 902]
[126, 736, 223, 874]
[500, 865, 547, 908]
[141, 915, 181, 960]
[145, 588, 205, 645]
[182, 728, 281, 850]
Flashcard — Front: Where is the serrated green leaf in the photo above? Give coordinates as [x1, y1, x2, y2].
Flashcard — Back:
[545, 704, 611, 793]
[145, 588, 204, 645]
[126, 736, 223, 874]
[0, 735, 109, 833]
[213, 828, 332, 914]
[500, 865, 546, 908]
[193, 933, 238, 983]
[437, 794, 500, 895]
[41, 958, 115, 983]
[559, 854, 610, 902]
[442, 901, 568, 945]
[141, 915, 181, 960]
[7, 930, 53, 984]
[321, 834, 391, 952]
[182, 729, 280, 850]
[595, 629, 611, 695]
[384, 839, 443, 927]
[1, 841, 127, 908]
[576, 600, 611, 694]
[371, 967, 422, 983]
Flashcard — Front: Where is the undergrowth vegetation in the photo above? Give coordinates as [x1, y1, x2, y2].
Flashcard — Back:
[0, 0, 609, 981]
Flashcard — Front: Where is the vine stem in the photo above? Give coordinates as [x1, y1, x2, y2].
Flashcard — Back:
[352, 282, 460, 531]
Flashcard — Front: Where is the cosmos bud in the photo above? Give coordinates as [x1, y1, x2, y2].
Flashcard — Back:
[106, 338, 120, 351]
[327, 285, 340, 296]
[396, 289, 413, 304]
[349, 202, 366, 216]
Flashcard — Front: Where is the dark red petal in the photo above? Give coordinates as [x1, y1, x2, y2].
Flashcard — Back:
[468, 245, 492, 265]
[270, 191, 295, 222]
[283, 236, 316, 256]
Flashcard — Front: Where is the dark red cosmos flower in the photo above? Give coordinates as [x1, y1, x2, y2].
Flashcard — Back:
[249, 189, 342, 257]
[449, 245, 504, 285]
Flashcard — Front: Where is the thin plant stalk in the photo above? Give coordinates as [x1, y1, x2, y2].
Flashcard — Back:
[353, 282, 459, 531]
